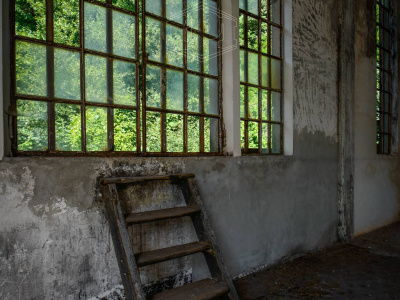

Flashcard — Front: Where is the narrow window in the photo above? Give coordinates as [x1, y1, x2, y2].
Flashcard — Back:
[239, 0, 283, 154]
[376, 0, 392, 154]
[11, 0, 221, 156]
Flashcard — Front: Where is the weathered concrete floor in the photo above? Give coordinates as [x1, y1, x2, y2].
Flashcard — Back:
[234, 222, 400, 299]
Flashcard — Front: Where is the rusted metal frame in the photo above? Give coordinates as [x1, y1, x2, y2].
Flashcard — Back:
[135, 0, 141, 154]
[257, 0, 262, 154]
[161, 0, 167, 153]
[142, 0, 148, 154]
[100, 183, 146, 300]
[239, 8, 283, 29]
[242, 11, 249, 153]
[14, 36, 138, 65]
[278, 0, 283, 153]
[199, 0, 205, 153]
[80, 0, 87, 153]
[146, 59, 219, 80]
[15, 150, 225, 157]
[46, 0, 56, 152]
[240, 117, 282, 125]
[240, 44, 283, 61]
[267, 0, 272, 154]
[377, 23, 391, 33]
[217, 0, 223, 153]
[377, 1, 390, 12]
[106, 0, 114, 151]
[240, 81, 283, 93]
[86, 0, 137, 16]
[10, 0, 17, 153]
[145, 11, 219, 41]
[183, 0, 188, 154]
[145, 103, 218, 117]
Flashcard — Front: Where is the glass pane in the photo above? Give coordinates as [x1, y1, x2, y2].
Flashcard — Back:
[187, 0, 200, 30]
[261, 0, 268, 19]
[261, 22, 268, 53]
[204, 78, 219, 115]
[188, 116, 200, 152]
[383, 51, 389, 70]
[114, 109, 137, 151]
[240, 85, 245, 118]
[114, 60, 136, 106]
[248, 0, 258, 15]
[247, 17, 258, 51]
[86, 106, 108, 151]
[84, 3, 107, 53]
[270, 0, 281, 25]
[54, 0, 80, 46]
[239, 0, 246, 10]
[113, 12, 136, 59]
[55, 103, 82, 151]
[187, 32, 200, 72]
[15, 0, 46, 40]
[85, 55, 107, 103]
[271, 91, 281, 121]
[261, 123, 268, 153]
[248, 121, 259, 149]
[261, 89, 268, 120]
[166, 25, 183, 67]
[166, 70, 184, 111]
[271, 123, 281, 153]
[146, 0, 162, 16]
[166, 0, 183, 23]
[271, 26, 281, 57]
[204, 117, 219, 152]
[166, 114, 184, 152]
[261, 55, 269, 87]
[240, 50, 246, 82]
[383, 113, 389, 133]
[384, 134, 389, 153]
[204, 38, 218, 76]
[239, 14, 245, 47]
[241, 120, 245, 149]
[248, 87, 258, 119]
[383, 93, 390, 113]
[17, 100, 48, 151]
[146, 65, 161, 108]
[146, 111, 161, 152]
[204, 0, 218, 37]
[146, 18, 162, 62]
[16, 41, 47, 96]
[271, 58, 281, 89]
[55, 49, 81, 100]
[113, 0, 135, 12]
[188, 74, 200, 112]
[248, 52, 259, 85]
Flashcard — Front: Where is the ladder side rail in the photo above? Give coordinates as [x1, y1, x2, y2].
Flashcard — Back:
[180, 178, 240, 300]
[101, 183, 146, 300]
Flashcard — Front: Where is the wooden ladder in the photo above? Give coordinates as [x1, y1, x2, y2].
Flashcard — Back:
[100, 173, 239, 300]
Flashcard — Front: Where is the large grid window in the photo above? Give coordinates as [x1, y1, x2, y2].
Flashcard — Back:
[11, 0, 221, 156]
[239, 0, 283, 155]
[376, 0, 392, 154]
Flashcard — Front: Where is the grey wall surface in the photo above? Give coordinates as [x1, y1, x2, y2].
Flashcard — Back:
[354, 0, 400, 235]
[0, 0, 398, 299]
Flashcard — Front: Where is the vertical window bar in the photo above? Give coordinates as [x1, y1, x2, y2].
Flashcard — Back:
[257, 0, 262, 154]
[183, 0, 188, 154]
[136, 0, 141, 154]
[106, 0, 114, 151]
[161, 0, 167, 153]
[46, 0, 56, 152]
[11, 0, 17, 153]
[199, 0, 205, 153]
[80, 0, 87, 153]
[141, 0, 147, 154]
[267, 0, 272, 154]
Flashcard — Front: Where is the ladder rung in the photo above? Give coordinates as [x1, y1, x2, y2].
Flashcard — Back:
[101, 173, 195, 185]
[125, 206, 201, 225]
[151, 278, 230, 300]
[136, 242, 210, 267]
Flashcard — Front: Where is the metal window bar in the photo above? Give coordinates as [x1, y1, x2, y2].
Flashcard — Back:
[11, 0, 222, 157]
[141, 0, 223, 155]
[376, 0, 393, 154]
[239, 0, 283, 155]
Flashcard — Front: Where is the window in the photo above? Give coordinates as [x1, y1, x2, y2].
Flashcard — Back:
[376, 0, 392, 154]
[239, 0, 283, 155]
[11, 0, 221, 155]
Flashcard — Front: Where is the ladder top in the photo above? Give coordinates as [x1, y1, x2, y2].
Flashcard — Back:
[101, 173, 195, 185]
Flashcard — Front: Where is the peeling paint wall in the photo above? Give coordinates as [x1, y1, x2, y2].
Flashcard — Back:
[0, 0, 398, 299]
[354, 0, 400, 235]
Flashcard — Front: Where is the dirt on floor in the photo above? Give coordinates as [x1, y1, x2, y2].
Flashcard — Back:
[234, 222, 400, 299]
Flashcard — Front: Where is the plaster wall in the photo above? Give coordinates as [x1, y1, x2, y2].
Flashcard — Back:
[354, 0, 400, 235]
[0, 0, 381, 299]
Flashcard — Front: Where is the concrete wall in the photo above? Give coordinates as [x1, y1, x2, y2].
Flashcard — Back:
[354, 0, 400, 235]
[0, 0, 398, 299]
